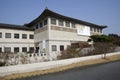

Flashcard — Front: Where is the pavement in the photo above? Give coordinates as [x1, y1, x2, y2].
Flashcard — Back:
[15, 60, 120, 80]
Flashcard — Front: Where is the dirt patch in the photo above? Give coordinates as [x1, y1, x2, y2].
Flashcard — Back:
[1, 54, 120, 80]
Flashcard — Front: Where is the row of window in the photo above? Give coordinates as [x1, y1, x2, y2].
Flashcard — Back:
[0, 47, 34, 53]
[51, 18, 76, 28]
[0, 32, 34, 39]
[90, 27, 102, 33]
[35, 18, 76, 29]
[35, 19, 47, 29]
[52, 45, 64, 51]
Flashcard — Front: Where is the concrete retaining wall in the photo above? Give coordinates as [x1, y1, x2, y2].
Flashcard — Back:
[0, 52, 120, 76]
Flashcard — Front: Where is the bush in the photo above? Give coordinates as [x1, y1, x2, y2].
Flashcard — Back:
[58, 46, 82, 59]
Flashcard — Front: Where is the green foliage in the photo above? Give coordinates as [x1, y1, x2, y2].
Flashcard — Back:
[108, 34, 120, 46]
[90, 35, 113, 43]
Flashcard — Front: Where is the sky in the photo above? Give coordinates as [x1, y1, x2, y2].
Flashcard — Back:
[0, 0, 120, 35]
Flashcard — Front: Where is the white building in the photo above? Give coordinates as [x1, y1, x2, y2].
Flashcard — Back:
[0, 9, 107, 59]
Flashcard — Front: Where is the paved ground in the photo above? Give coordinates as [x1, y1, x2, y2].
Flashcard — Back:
[15, 61, 120, 80]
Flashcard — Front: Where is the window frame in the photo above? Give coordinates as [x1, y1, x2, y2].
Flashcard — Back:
[51, 18, 56, 25]
[14, 33, 19, 39]
[14, 47, 19, 53]
[29, 34, 34, 39]
[65, 21, 70, 27]
[0, 32, 2, 38]
[22, 47, 27, 52]
[44, 19, 48, 26]
[52, 45, 57, 51]
[5, 33, 11, 38]
[22, 34, 27, 39]
[59, 20, 64, 26]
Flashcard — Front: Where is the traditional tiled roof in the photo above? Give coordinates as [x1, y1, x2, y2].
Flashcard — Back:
[0, 23, 34, 31]
[26, 9, 107, 28]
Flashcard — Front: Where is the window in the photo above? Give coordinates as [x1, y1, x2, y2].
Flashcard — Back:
[94, 28, 96, 32]
[44, 19, 47, 25]
[52, 45, 57, 51]
[14, 47, 19, 53]
[0, 47, 2, 53]
[51, 18, 56, 25]
[40, 22, 43, 28]
[5, 33, 11, 38]
[29, 34, 34, 39]
[22, 47, 27, 52]
[59, 20, 64, 26]
[97, 28, 99, 32]
[29, 47, 34, 53]
[22, 34, 27, 39]
[14, 33, 19, 39]
[90, 27, 92, 31]
[65, 21, 70, 27]
[60, 45, 64, 51]
[71, 23, 76, 28]
[0, 32, 2, 38]
[35, 24, 39, 29]
[100, 29, 102, 33]
[5, 47, 11, 53]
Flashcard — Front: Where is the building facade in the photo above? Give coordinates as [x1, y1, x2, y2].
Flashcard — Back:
[0, 9, 107, 59]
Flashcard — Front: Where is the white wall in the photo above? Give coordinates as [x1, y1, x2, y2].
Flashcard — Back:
[0, 28, 34, 43]
[0, 52, 119, 77]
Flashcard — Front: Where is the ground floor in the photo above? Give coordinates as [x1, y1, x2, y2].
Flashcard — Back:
[0, 43, 34, 53]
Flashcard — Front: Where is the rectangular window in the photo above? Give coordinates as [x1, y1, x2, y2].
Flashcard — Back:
[5, 47, 11, 53]
[44, 19, 47, 25]
[5, 33, 11, 38]
[29, 34, 34, 39]
[51, 18, 56, 25]
[71, 23, 76, 28]
[22, 47, 27, 52]
[60, 45, 64, 51]
[35, 24, 39, 29]
[14, 47, 19, 53]
[52, 45, 57, 51]
[29, 47, 34, 53]
[59, 20, 63, 26]
[90, 27, 92, 31]
[97, 28, 99, 32]
[22, 34, 27, 39]
[100, 29, 102, 33]
[0, 32, 2, 38]
[40, 22, 43, 28]
[14, 33, 19, 39]
[0, 47, 2, 53]
[65, 21, 70, 27]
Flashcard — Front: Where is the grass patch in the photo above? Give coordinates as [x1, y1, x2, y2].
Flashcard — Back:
[1, 54, 120, 80]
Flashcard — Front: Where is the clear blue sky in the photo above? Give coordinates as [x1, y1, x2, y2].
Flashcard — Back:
[0, 0, 120, 35]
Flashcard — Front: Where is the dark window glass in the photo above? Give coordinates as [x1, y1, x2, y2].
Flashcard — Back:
[5, 33, 11, 38]
[51, 18, 56, 25]
[65, 21, 70, 27]
[44, 19, 47, 25]
[14, 34, 19, 39]
[5, 47, 11, 53]
[0, 47, 2, 53]
[40, 22, 43, 28]
[36, 24, 39, 29]
[22, 34, 27, 39]
[22, 47, 27, 52]
[29, 47, 34, 53]
[59, 20, 63, 26]
[0, 32, 2, 38]
[29, 34, 34, 39]
[14, 47, 19, 53]
[60, 45, 64, 51]
[71, 23, 76, 28]
[52, 45, 57, 51]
